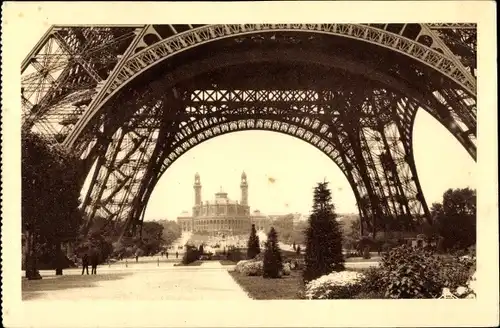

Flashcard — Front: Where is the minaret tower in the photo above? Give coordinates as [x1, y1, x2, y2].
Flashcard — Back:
[240, 171, 248, 206]
[194, 172, 202, 206]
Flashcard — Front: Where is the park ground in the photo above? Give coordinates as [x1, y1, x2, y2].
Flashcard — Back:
[22, 256, 379, 301]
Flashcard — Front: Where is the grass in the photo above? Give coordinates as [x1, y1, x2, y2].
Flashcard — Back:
[173, 260, 203, 266]
[229, 270, 304, 300]
[219, 260, 237, 265]
[345, 255, 382, 262]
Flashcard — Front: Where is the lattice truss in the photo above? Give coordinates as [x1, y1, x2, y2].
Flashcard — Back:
[79, 87, 433, 236]
[21, 26, 142, 142]
[21, 23, 477, 237]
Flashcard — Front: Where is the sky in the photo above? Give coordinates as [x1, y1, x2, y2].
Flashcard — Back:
[20, 23, 476, 221]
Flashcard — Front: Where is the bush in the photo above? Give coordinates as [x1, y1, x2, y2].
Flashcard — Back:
[240, 261, 264, 276]
[352, 290, 387, 299]
[357, 267, 386, 295]
[381, 245, 443, 298]
[235, 260, 252, 273]
[305, 271, 365, 299]
[226, 248, 244, 263]
[182, 245, 200, 265]
[356, 236, 376, 253]
[281, 262, 291, 276]
[438, 255, 475, 289]
[352, 245, 477, 299]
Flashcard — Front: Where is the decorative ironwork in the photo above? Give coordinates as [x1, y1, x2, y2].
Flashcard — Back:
[22, 24, 477, 238]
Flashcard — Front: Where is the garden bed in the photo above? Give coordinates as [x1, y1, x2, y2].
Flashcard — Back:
[229, 270, 304, 299]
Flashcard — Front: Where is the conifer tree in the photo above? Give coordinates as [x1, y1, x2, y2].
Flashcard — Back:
[263, 227, 283, 278]
[303, 181, 345, 283]
[247, 224, 261, 259]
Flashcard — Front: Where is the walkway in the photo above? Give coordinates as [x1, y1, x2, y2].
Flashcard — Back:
[22, 259, 249, 301]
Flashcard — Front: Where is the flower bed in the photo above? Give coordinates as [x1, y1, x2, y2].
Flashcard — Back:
[235, 260, 263, 275]
[305, 271, 365, 299]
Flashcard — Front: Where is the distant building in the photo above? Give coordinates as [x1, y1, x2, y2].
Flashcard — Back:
[177, 172, 271, 236]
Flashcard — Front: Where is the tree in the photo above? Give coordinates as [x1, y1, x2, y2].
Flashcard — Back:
[263, 227, 283, 278]
[432, 188, 476, 251]
[22, 130, 84, 279]
[158, 220, 182, 246]
[140, 221, 165, 255]
[247, 224, 261, 259]
[303, 182, 345, 283]
[290, 221, 308, 245]
[341, 216, 361, 250]
[272, 214, 295, 243]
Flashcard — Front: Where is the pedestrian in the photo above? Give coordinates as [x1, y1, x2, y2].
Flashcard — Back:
[175, 251, 179, 259]
[90, 250, 99, 275]
[81, 252, 89, 275]
[166, 252, 169, 259]
[135, 255, 139, 263]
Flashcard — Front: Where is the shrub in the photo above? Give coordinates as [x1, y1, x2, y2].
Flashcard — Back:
[182, 245, 200, 265]
[357, 267, 386, 295]
[381, 245, 443, 298]
[282, 262, 291, 276]
[226, 248, 244, 263]
[352, 290, 387, 299]
[438, 254, 475, 289]
[305, 271, 364, 299]
[356, 236, 376, 253]
[235, 260, 253, 273]
[352, 246, 477, 299]
[240, 261, 264, 276]
[263, 227, 283, 279]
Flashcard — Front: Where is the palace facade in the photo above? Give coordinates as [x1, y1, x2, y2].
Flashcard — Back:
[177, 172, 271, 235]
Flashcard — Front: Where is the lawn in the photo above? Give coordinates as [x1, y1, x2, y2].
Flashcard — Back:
[345, 255, 382, 262]
[229, 270, 304, 300]
[219, 260, 237, 265]
[173, 260, 203, 266]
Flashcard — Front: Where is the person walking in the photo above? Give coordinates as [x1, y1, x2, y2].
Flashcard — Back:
[175, 251, 179, 259]
[81, 253, 89, 275]
[166, 252, 169, 259]
[90, 249, 99, 275]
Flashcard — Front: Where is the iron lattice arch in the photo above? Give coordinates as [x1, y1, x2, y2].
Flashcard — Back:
[21, 24, 477, 238]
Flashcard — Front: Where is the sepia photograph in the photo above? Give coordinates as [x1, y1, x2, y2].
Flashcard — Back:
[2, 2, 498, 327]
